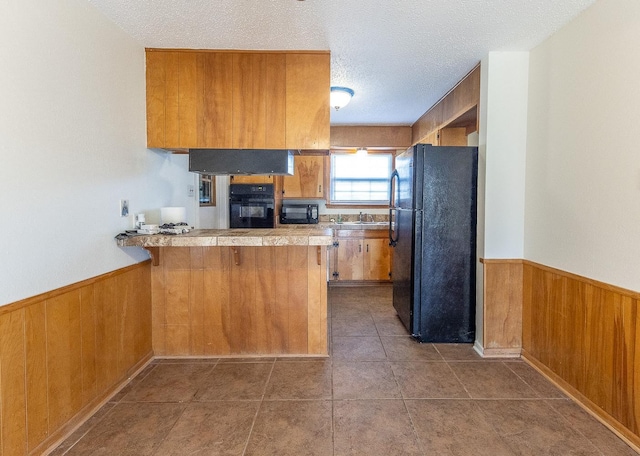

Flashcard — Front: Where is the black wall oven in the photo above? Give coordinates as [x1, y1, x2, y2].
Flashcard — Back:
[229, 184, 275, 228]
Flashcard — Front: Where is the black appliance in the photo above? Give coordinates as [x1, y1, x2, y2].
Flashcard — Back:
[229, 184, 275, 228]
[280, 204, 319, 224]
[189, 149, 294, 175]
[389, 144, 478, 343]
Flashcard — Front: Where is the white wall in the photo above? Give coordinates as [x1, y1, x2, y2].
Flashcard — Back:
[525, 0, 640, 292]
[198, 176, 230, 229]
[0, 0, 196, 306]
[481, 52, 530, 259]
[476, 51, 529, 346]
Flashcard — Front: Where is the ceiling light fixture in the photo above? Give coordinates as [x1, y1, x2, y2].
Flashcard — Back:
[356, 147, 368, 157]
[330, 86, 354, 111]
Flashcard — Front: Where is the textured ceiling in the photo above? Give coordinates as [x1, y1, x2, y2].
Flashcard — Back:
[87, 0, 596, 126]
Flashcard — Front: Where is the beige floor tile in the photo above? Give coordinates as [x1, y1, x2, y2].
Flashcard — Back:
[380, 336, 443, 361]
[245, 400, 333, 456]
[433, 343, 482, 360]
[48, 403, 117, 455]
[503, 361, 566, 399]
[155, 401, 259, 455]
[391, 362, 469, 398]
[110, 363, 157, 402]
[333, 361, 401, 399]
[195, 362, 273, 401]
[477, 400, 601, 455]
[448, 361, 538, 399]
[406, 399, 514, 456]
[372, 314, 408, 336]
[332, 336, 387, 360]
[121, 363, 214, 402]
[264, 361, 332, 400]
[547, 399, 639, 455]
[64, 402, 185, 456]
[334, 399, 421, 456]
[332, 314, 378, 336]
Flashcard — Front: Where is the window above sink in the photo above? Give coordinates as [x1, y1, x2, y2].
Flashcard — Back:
[328, 150, 394, 207]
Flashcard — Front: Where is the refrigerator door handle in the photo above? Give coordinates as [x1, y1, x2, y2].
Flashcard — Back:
[389, 207, 398, 246]
[388, 170, 399, 247]
[389, 169, 399, 208]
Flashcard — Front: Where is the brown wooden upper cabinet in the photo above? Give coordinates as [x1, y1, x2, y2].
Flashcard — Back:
[145, 49, 330, 150]
[282, 155, 325, 198]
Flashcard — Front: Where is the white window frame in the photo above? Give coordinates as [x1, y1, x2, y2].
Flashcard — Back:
[329, 151, 394, 206]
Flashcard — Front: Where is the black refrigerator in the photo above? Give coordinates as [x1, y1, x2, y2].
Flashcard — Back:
[389, 144, 478, 343]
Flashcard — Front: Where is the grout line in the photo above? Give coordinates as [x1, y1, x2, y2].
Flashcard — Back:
[241, 359, 276, 456]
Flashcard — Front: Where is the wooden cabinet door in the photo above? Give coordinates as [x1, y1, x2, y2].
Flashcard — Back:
[364, 238, 391, 281]
[230, 175, 274, 184]
[282, 155, 324, 198]
[200, 52, 233, 148]
[146, 50, 168, 148]
[232, 53, 286, 149]
[285, 53, 330, 149]
[336, 238, 363, 281]
[146, 50, 327, 150]
[145, 50, 204, 149]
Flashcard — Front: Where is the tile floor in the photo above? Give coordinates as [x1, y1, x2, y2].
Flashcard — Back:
[51, 285, 638, 455]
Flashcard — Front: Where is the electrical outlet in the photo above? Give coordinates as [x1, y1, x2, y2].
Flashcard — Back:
[120, 199, 129, 217]
[187, 185, 195, 197]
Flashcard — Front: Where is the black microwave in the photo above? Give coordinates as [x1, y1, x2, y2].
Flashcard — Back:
[280, 204, 319, 224]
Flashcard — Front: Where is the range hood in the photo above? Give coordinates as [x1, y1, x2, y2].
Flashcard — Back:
[189, 149, 294, 175]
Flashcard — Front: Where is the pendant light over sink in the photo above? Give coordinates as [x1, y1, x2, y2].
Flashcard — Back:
[330, 86, 354, 110]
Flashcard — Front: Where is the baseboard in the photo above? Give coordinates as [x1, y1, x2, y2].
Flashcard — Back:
[474, 341, 521, 358]
[522, 351, 640, 453]
[38, 352, 154, 456]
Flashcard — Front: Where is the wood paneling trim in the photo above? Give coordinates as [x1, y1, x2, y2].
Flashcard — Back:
[523, 259, 640, 300]
[330, 126, 412, 148]
[482, 260, 523, 351]
[0, 262, 152, 455]
[411, 65, 480, 146]
[523, 260, 640, 449]
[0, 261, 152, 317]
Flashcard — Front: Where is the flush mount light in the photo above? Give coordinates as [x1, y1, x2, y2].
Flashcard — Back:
[330, 86, 354, 110]
[356, 147, 368, 157]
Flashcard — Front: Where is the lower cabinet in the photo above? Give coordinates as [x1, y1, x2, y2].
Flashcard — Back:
[330, 230, 391, 282]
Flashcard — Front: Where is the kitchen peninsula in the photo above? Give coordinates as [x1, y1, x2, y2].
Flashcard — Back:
[117, 228, 332, 357]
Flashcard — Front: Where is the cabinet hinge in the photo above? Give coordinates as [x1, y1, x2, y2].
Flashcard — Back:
[332, 241, 339, 247]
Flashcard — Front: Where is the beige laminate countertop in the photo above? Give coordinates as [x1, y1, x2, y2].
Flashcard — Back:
[116, 227, 334, 248]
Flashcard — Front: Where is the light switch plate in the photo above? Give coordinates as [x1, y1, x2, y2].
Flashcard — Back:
[188, 185, 195, 197]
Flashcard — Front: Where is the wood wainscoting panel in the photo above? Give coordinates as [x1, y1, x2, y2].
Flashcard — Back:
[25, 302, 48, 451]
[153, 246, 328, 356]
[481, 259, 523, 356]
[522, 260, 640, 448]
[307, 246, 328, 355]
[0, 261, 153, 455]
[0, 309, 27, 455]
[46, 291, 84, 432]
